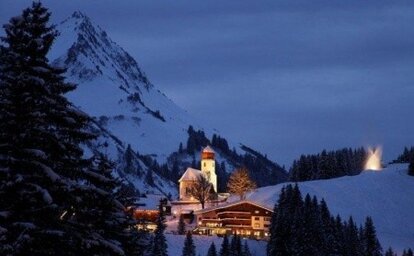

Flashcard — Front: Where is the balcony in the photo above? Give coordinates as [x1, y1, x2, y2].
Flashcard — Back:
[217, 211, 251, 215]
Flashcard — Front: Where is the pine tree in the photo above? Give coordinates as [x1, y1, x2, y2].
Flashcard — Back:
[178, 214, 186, 235]
[289, 147, 367, 182]
[230, 234, 242, 256]
[385, 247, 396, 256]
[152, 203, 168, 256]
[242, 241, 252, 256]
[0, 3, 144, 255]
[182, 231, 196, 256]
[90, 154, 148, 256]
[267, 185, 299, 256]
[207, 242, 217, 256]
[267, 186, 285, 256]
[191, 156, 197, 169]
[266, 184, 385, 256]
[409, 158, 414, 176]
[403, 249, 414, 256]
[362, 217, 382, 256]
[219, 235, 230, 256]
[343, 216, 363, 256]
[332, 215, 345, 255]
[145, 167, 155, 186]
[124, 144, 136, 174]
[291, 194, 320, 256]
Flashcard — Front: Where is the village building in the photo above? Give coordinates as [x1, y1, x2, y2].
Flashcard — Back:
[133, 195, 170, 232]
[193, 200, 273, 239]
[178, 146, 218, 201]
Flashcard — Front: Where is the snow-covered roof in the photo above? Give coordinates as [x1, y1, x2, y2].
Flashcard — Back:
[202, 146, 215, 153]
[178, 167, 202, 182]
[194, 200, 273, 214]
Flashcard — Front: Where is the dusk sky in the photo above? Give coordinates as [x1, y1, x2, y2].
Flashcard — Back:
[2, 0, 414, 166]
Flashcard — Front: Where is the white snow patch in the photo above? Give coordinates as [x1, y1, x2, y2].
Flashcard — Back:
[247, 164, 414, 252]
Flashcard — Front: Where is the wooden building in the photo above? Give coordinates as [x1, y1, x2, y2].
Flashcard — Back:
[193, 200, 273, 239]
[133, 196, 171, 232]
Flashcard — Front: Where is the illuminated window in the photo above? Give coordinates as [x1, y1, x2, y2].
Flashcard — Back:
[254, 210, 259, 214]
[204, 162, 206, 167]
[207, 222, 219, 227]
[254, 223, 259, 228]
[254, 231, 260, 237]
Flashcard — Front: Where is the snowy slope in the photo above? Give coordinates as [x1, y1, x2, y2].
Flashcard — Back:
[46, 11, 209, 197]
[247, 164, 414, 252]
[48, 11, 287, 197]
[50, 11, 204, 162]
[83, 118, 179, 197]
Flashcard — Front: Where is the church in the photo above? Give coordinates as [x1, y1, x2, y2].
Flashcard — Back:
[178, 146, 217, 201]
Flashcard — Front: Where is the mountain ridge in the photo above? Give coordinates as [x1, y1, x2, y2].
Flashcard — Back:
[50, 11, 288, 197]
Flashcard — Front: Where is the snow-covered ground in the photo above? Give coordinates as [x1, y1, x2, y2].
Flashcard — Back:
[247, 164, 414, 252]
[166, 234, 267, 256]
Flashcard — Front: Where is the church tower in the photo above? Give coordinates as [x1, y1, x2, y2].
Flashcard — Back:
[201, 146, 217, 193]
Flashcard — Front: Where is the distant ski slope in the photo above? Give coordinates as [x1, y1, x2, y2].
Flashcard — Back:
[247, 164, 414, 252]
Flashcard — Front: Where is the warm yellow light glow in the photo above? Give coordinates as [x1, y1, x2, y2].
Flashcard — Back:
[365, 147, 382, 171]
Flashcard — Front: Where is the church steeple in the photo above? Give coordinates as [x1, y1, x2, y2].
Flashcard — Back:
[201, 146, 217, 193]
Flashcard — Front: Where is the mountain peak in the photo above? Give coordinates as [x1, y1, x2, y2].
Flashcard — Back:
[48, 12, 205, 162]
[71, 10, 88, 20]
[58, 10, 91, 31]
[51, 11, 152, 93]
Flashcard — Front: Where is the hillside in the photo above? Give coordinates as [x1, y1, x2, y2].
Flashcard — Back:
[247, 164, 414, 252]
[50, 11, 202, 161]
[48, 11, 287, 197]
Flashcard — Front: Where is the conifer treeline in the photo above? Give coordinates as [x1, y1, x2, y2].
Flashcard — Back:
[267, 184, 383, 256]
[289, 147, 367, 182]
[393, 146, 414, 163]
[185, 126, 287, 189]
[180, 231, 253, 256]
[0, 3, 146, 255]
[121, 125, 288, 193]
[211, 234, 251, 256]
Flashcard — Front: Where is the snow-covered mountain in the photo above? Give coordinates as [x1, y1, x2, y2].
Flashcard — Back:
[49, 11, 287, 197]
[246, 164, 414, 252]
[50, 11, 203, 161]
